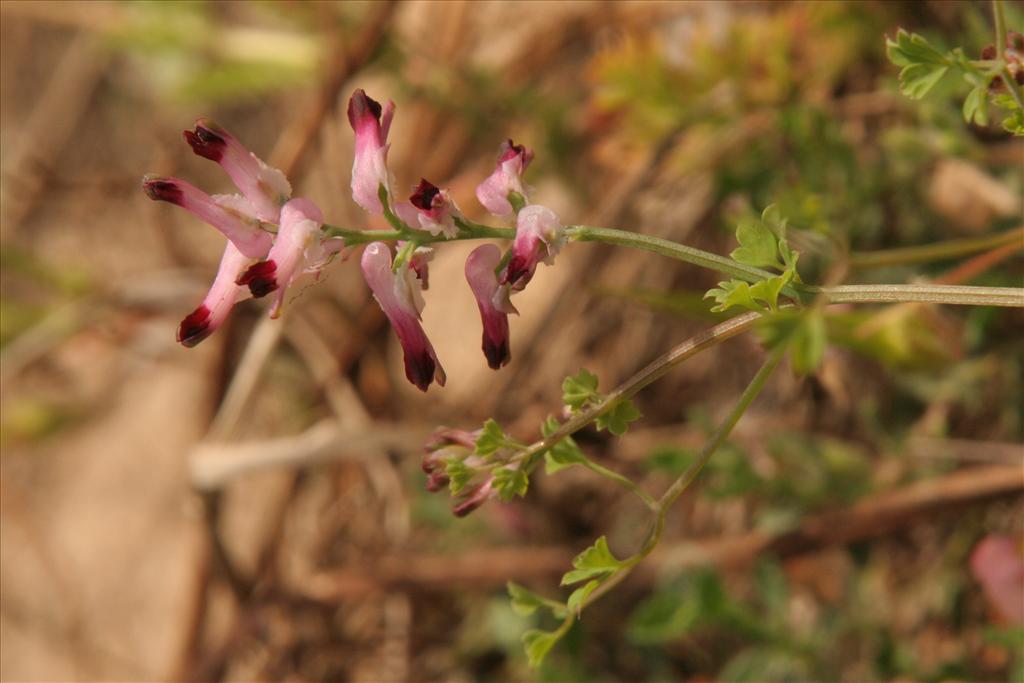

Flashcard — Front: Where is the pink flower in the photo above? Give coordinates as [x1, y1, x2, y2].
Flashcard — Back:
[971, 534, 1024, 625]
[475, 139, 534, 218]
[452, 477, 497, 517]
[142, 175, 273, 258]
[177, 242, 253, 347]
[235, 198, 330, 318]
[465, 244, 516, 369]
[360, 242, 446, 392]
[501, 204, 564, 290]
[183, 118, 291, 223]
[347, 89, 395, 215]
[394, 178, 459, 238]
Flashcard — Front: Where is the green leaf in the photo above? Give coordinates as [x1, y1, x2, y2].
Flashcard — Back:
[445, 460, 472, 495]
[705, 280, 762, 313]
[493, 466, 529, 501]
[566, 579, 600, 616]
[885, 29, 947, 67]
[474, 418, 507, 456]
[731, 217, 781, 269]
[562, 369, 599, 411]
[595, 399, 642, 436]
[507, 581, 546, 616]
[541, 417, 588, 474]
[760, 204, 788, 238]
[897, 62, 950, 99]
[747, 270, 793, 311]
[561, 536, 624, 585]
[963, 83, 990, 126]
[522, 629, 562, 668]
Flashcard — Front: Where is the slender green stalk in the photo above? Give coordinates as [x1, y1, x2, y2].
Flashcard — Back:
[658, 345, 785, 512]
[573, 346, 785, 617]
[322, 221, 1022, 307]
[849, 227, 1023, 269]
[819, 283, 1023, 307]
[581, 460, 659, 511]
[565, 225, 776, 284]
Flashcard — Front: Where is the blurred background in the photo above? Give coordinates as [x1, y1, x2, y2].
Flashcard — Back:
[1, 1, 1022, 681]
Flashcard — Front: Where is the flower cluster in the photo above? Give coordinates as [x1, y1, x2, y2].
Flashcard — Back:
[422, 424, 530, 517]
[143, 89, 565, 391]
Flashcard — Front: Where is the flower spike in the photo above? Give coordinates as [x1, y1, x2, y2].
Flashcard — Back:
[177, 241, 253, 347]
[361, 242, 446, 392]
[347, 89, 395, 215]
[183, 118, 291, 223]
[476, 139, 534, 218]
[465, 244, 516, 369]
[235, 198, 327, 318]
[501, 204, 564, 290]
[142, 175, 273, 258]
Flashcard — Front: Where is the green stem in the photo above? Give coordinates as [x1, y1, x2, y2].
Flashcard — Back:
[574, 346, 785, 617]
[849, 227, 1023, 269]
[565, 225, 776, 285]
[322, 222, 1022, 307]
[818, 283, 1022, 307]
[582, 460, 659, 511]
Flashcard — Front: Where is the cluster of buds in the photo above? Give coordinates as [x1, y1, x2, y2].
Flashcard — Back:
[143, 89, 565, 393]
[981, 30, 1024, 87]
[422, 427, 530, 517]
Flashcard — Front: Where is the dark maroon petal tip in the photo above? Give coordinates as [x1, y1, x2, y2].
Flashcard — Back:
[143, 177, 183, 204]
[236, 260, 278, 298]
[177, 305, 212, 347]
[409, 178, 441, 211]
[483, 336, 511, 370]
[183, 123, 227, 162]
[499, 138, 528, 163]
[403, 348, 437, 392]
[347, 89, 383, 129]
[981, 44, 997, 60]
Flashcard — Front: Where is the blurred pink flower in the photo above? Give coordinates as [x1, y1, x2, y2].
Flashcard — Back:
[347, 89, 395, 215]
[465, 244, 516, 369]
[475, 139, 533, 218]
[970, 533, 1024, 625]
[361, 242, 446, 392]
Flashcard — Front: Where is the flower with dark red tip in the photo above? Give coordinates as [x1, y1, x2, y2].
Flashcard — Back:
[501, 204, 564, 291]
[234, 198, 328, 318]
[476, 139, 534, 218]
[465, 244, 516, 369]
[177, 242, 253, 347]
[361, 242, 446, 391]
[347, 89, 395, 215]
[142, 175, 272, 258]
[183, 118, 291, 223]
[394, 178, 460, 238]
[452, 477, 496, 517]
